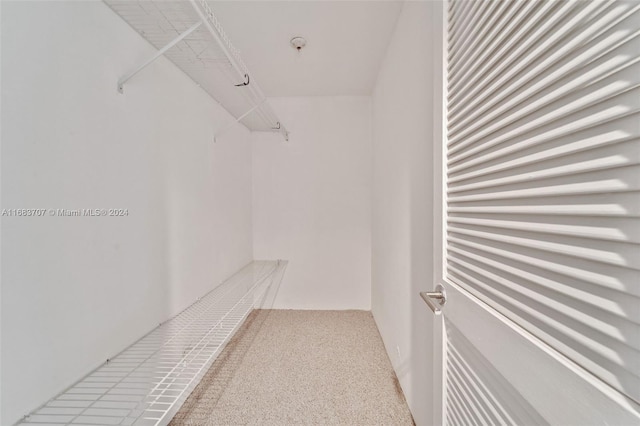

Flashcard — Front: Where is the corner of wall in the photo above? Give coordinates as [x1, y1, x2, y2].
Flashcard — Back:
[370, 1, 443, 425]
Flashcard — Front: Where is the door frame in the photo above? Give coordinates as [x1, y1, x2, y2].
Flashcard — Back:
[431, 1, 448, 425]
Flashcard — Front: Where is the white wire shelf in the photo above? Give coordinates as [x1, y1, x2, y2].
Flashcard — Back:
[104, 0, 288, 140]
[18, 260, 288, 426]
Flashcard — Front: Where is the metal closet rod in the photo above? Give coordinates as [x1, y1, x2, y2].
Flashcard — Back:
[214, 99, 266, 142]
[188, 0, 249, 89]
[214, 104, 290, 142]
[189, 0, 289, 141]
[116, 0, 289, 141]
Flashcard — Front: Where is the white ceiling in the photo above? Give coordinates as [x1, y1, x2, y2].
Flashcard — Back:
[209, 1, 403, 97]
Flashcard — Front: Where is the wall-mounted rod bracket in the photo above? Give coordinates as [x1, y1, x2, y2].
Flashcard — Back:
[235, 74, 250, 87]
[214, 99, 266, 142]
[272, 122, 289, 142]
[117, 20, 203, 94]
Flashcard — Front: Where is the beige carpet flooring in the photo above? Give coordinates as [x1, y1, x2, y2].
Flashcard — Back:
[169, 310, 414, 425]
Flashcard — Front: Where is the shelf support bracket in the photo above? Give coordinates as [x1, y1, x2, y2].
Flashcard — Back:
[272, 122, 290, 142]
[214, 99, 266, 143]
[117, 20, 203, 94]
[234, 74, 250, 87]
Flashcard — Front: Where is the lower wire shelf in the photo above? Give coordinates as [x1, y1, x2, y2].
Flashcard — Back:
[19, 260, 287, 426]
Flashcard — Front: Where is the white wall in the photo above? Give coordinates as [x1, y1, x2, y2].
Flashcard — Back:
[252, 97, 371, 310]
[1, 2, 253, 424]
[371, 2, 444, 425]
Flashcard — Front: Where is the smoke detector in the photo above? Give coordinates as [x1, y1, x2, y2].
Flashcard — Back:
[290, 36, 307, 51]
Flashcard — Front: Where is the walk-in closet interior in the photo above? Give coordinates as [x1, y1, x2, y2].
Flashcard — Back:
[2, 0, 640, 425]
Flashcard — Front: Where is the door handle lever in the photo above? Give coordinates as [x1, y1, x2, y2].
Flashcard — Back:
[420, 284, 447, 315]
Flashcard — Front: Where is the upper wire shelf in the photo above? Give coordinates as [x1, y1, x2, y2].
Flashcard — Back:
[105, 0, 289, 141]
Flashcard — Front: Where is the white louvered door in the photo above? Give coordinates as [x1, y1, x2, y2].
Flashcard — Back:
[436, 0, 640, 424]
